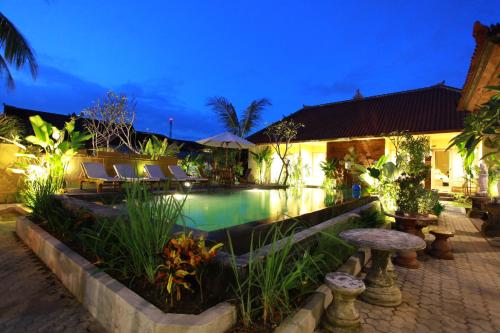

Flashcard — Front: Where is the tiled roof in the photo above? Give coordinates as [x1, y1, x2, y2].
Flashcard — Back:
[247, 84, 466, 144]
[3, 104, 85, 135]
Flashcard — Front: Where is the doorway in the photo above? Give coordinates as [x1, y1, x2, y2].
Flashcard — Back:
[432, 150, 450, 191]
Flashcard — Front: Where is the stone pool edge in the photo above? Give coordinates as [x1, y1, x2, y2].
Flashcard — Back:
[16, 216, 237, 333]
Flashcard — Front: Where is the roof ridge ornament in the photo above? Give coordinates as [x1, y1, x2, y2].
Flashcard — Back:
[353, 89, 363, 100]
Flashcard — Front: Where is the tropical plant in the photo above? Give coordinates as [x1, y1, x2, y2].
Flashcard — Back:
[207, 97, 271, 137]
[389, 132, 431, 214]
[250, 146, 273, 184]
[320, 157, 344, 190]
[448, 82, 499, 195]
[156, 232, 223, 305]
[265, 118, 304, 185]
[179, 154, 203, 177]
[0, 12, 37, 88]
[114, 184, 187, 283]
[356, 155, 399, 211]
[23, 115, 92, 182]
[139, 135, 182, 160]
[0, 113, 24, 143]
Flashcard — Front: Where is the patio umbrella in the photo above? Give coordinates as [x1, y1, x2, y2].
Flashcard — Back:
[196, 132, 255, 166]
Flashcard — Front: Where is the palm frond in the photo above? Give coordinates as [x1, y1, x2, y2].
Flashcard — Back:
[0, 55, 14, 88]
[0, 12, 37, 79]
[240, 98, 271, 137]
[207, 96, 240, 135]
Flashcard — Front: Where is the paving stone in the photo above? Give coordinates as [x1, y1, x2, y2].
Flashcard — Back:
[0, 212, 106, 333]
[357, 206, 500, 333]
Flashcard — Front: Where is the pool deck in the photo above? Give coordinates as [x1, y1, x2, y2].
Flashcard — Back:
[351, 205, 500, 333]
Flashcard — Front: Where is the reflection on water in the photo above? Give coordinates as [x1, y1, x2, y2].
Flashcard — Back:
[177, 188, 329, 232]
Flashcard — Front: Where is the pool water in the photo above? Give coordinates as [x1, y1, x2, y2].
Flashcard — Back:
[177, 188, 328, 232]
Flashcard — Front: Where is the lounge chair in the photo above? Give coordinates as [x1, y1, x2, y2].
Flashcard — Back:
[168, 165, 208, 183]
[80, 162, 124, 193]
[113, 164, 160, 189]
[144, 164, 169, 181]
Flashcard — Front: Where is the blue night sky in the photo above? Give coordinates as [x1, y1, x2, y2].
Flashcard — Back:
[0, 1, 498, 140]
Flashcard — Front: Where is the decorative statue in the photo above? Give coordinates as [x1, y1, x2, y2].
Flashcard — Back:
[477, 163, 488, 196]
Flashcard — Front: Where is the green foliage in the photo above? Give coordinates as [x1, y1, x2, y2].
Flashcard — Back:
[390, 132, 430, 177]
[17, 116, 91, 212]
[114, 184, 186, 283]
[449, 81, 499, 167]
[395, 173, 427, 215]
[289, 154, 309, 187]
[390, 132, 432, 214]
[24, 115, 92, 181]
[320, 157, 344, 190]
[418, 190, 444, 217]
[179, 154, 204, 177]
[21, 175, 62, 221]
[0, 12, 38, 88]
[357, 155, 399, 211]
[449, 82, 500, 196]
[207, 97, 271, 137]
[227, 225, 321, 327]
[250, 146, 273, 184]
[0, 113, 24, 143]
[139, 135, 183, 160]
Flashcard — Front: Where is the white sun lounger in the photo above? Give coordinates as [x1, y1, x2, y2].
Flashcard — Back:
[113, 164, 159, 182]
[80, 162, 124, 192]
[168, 165, 208, 183]
[144, 164, 169, 180]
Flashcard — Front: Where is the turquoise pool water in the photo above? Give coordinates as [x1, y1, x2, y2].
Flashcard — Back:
[177, 188, 327, 232]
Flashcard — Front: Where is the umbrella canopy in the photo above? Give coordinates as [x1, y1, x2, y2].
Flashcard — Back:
[196, 132, 255, 149]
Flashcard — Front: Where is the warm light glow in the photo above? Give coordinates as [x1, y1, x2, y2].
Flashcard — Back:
[8, 168, 25, 174]
[183, 181, 192, 187]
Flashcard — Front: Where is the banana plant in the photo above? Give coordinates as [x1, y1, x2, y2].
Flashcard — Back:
[24, 115, 92, 180]
[139, 135, 182, 160]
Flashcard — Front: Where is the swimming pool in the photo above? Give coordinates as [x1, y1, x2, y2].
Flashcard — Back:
[177, 188, 328, 232]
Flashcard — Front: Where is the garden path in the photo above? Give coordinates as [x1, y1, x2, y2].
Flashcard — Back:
[0, 207, 106, 333]
[353, 205, 500, 333]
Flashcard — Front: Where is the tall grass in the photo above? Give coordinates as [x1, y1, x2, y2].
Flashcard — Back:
[21, 174, 63, 221]
[118, 183, 187, 283]
[228, 224, 322, 327]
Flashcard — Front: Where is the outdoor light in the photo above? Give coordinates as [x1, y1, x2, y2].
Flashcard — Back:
[184, 181, 192, 187]
[8, 168, 25, 174]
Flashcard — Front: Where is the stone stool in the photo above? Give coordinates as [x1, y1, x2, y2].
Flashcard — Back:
[429, 229, 454, 260]
[322, 272, 365, 333]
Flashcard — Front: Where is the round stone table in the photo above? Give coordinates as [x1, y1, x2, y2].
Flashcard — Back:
[339, 228, 426, 307]
[385, 213, 438, 268]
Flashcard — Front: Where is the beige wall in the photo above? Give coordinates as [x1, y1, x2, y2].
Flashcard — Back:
[248, 142, 327, 185]
[0, 144, 22, 203]
[0, 144, 178, 202]
[250, 132, 477, 192]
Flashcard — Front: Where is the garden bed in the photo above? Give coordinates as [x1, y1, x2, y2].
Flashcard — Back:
[16, 215, 237, 333]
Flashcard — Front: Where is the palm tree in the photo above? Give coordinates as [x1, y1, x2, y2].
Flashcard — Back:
[207, 96, 271, 137]
[0, 12, 37, 88]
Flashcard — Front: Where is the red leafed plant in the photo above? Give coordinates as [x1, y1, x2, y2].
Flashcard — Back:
[156, 232, 223, 305]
